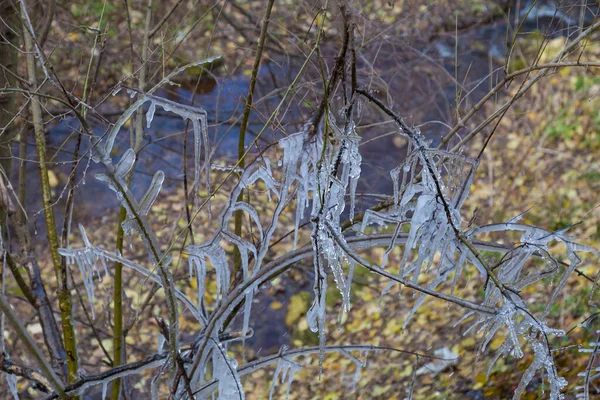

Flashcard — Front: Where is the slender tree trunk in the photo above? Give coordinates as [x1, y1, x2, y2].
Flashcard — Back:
[0, 0, 19, 207]
[19, 1, 80, 387]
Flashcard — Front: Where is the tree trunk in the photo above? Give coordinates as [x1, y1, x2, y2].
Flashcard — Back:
[0, 0, 19, 185]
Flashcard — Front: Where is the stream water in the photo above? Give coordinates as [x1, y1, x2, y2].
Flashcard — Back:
[18, 0, 599, 354]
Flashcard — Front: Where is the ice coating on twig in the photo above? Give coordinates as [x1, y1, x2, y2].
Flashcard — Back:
[59, 243, 203, 322]
[94, 92, 211, 215]
[575, 330, 600, 400]
[187, 240, 230, 306]
[59, 224, 108, 319]
[146, 101, 156, 128]
[114, 148, 136, 179]
[269, 350, 302, 400]
[213, 344, 245, 400]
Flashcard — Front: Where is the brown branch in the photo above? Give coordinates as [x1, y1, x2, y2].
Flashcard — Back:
[0, 352, 53, 393]
[438, 18, 600, 150]
[36, 0, 54, 46]
[148, 0, 183, 38]
[308, 1, 352, 137]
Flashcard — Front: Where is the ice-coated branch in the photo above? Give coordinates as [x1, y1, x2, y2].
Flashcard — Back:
[188, 230, 508, 384]
[577, 330, 600, 400]
[192, 344, 441, 399]
[59, 241, 205, 323]
[323, 221, 498, 316]
[356, 88, 589, 399]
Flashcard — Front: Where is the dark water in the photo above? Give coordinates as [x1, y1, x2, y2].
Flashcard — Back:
[18, 0, 599, 353]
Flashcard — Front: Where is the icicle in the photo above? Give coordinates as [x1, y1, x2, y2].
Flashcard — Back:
[222, 232, 257, 337]
[139, 171, 164, 216]
[307, 240, 328, 376]
[121, 170, 164, 235]
[278, 130, 307, 249]
[6, 373, 18, 400]
[115, 148, 136, 179]
[146, 101, 156, 128]
[269, 352, 302, 400]
[231, 202, 264, 241]
[59, 224, 109, 319]
[269, 359, 284, 400]
[150, 375, 160, 400]
[158, 333, 166, 353]
[214, 345, 245, 400]
[191, 117, 203, 211]
[352, 349, 369, 393]
[189, 252, 207, 308]
[242, 292, 253, 339]
[102, 382, 108, 400]
[342, 261, 355, 314]
[201, 112, 211, 217]
[186, 240, 230, 305]
[283, 360, 301, 398]
[262, 157, 275, 202]
[342, 127, 361, 222]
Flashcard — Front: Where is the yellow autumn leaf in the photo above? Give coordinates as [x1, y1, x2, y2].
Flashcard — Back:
[270, 301, 283, 310]
[48, 170, 59, 188]
[285, 292, 309, 326]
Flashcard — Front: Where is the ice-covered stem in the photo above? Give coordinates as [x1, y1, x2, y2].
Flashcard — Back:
[95, 66, 218, 396]
[44, 352, 169, 399]
[341, 54, 600, 235]
[578, 330, 600, 400]
[153, 315, 195, 399]
[59, 244, 203, 320]
[193, 344, 440, 398]
[185, 19, 329, 388]
[99, 167, 180, 371]
[19, 2, 79, 385]
[0, 293, 67, 399]
[234, 0, 275, 281]
[46, 344, 429, 399]
[323, 221, 498, 316]
[110, 206, 127, 400]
